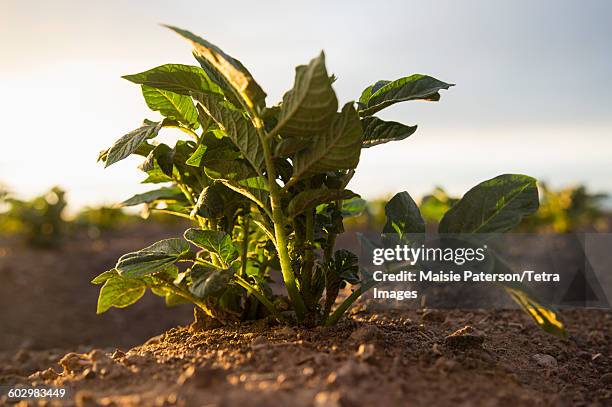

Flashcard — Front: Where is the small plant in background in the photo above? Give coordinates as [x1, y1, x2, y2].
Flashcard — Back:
[0, 187, 67, 247]
[93, 26, 564, 334]
[518, 183, 608, 232]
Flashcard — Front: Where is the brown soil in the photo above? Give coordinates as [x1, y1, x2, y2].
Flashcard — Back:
[1, 226, 611, 406]
[0, 223, 193, 351]
[1, 308, 610, 406]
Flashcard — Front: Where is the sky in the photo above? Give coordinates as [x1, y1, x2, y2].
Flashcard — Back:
[1, 0, 611, 210]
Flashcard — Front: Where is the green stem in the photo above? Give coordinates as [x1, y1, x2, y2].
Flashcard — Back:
[253, 116, 306, 322]
[154, 277, 218, 321]
[235, 275, 286, 323]
[302, 208, 315, 308]
[240, 217, 250, 277]
[325, 286, 362, 326]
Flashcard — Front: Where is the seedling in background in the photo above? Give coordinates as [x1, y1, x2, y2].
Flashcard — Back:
[93, 26, 565, 335]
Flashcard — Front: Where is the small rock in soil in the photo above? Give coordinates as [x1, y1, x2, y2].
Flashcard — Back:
[532, 354, 558, 369]
[58, 352, 90, 374]
[314, 391, 342, 407]
[355, 343, 375, 361]
[444, 326, 485, 349]
[177, 365, 226, 388]
[350, 325, 380, 342]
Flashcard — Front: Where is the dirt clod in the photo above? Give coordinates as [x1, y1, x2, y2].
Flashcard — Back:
[532, 353, 558, 369]
[444, 325, 485, 349]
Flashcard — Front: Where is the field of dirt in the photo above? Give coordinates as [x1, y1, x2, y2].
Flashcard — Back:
[0, 225, 611, 406]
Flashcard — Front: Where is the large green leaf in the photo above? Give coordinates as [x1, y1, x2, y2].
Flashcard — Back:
[288, 188, 357, 218]
[439, 174, 539, 233]
[96, 275, 146, 314]
[104, 120, 164, 167]
[116, 238, 190, 278]
[165, 25, 266, 109]
[361, 116, 417, 148]
[292, 103, 363, 180]
[383, 191, 425, 235]
[120, 186, 183, 207]
[184, 228, 238, 266]
[141, 86, 199, 128]
[190, 184, 225, 218]
[193, 92, 265, 176]
[275, 52, 338, 138]
[358, 74, 453, 116]
[122, 64, 222, 96]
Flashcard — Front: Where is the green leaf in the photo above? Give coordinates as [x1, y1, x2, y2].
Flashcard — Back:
[116, 238, 190, 278]
[141, 86, 199, 128]
[96, 275, 146, 314]
[217, 177, 270, 214]
[341, 197, 367, 217]
[292, 103, 363, 180]
[122, 64, 222, 96]
[184, 228, 238, 266]
[288, 188, 358, 218]
[275, 52, 338, 138]
[165, 25, 267, 109]
[383, 191, 425, 236]
[193, 92, 265, 175]
[439, 174, 539, 233]
[139, 144, 173, 176]
[190, 267, 235, 299]
[104, 120, 164, 167]
[358, 74, 453, 116]
[190, 184, 225, 218]
[91, 269, 118, 285]
[274, 137, 310, 157]
[120, 187, 183, 207]
[361, 116, 417, 148]
[186, 143, 208, 167]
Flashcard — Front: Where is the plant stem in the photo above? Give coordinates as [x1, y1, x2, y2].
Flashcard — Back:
[302, 208, 315, 308]
[154, 277, 218, 321]
[234, 275, 286, 323]
[325, 282, 376, 326]
[253, 116, 306, 322]
[240, 217, 249, 277]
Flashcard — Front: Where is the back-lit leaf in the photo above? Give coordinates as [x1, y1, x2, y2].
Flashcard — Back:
[123, 64, 222, 96]
[276, 52, 338, 138]
[358, 74, 453, 116]
[97, 275, 146, 314]
[194, 92, 265, 175]
[104, 120, 164, 167]
[361, 116, 417, 148]
[116, 238, 189, 278]
[439, 174, 539, 233]
[292, 103, 362, 180]
[141, 86, 199, 128]
[184, 228, 238, 266]
[288, 188, 357, 218]
[165, 25, 266, 109]
[120, 186, 183, 207]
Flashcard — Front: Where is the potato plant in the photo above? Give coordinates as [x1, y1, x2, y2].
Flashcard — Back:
[93, 26, 564, 333]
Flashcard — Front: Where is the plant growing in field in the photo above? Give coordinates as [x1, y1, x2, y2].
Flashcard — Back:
[93, 26, 564, 334]
[0, 187, 67, 247]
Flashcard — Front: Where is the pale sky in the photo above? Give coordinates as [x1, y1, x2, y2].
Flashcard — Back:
[1, 0, 611, 210]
